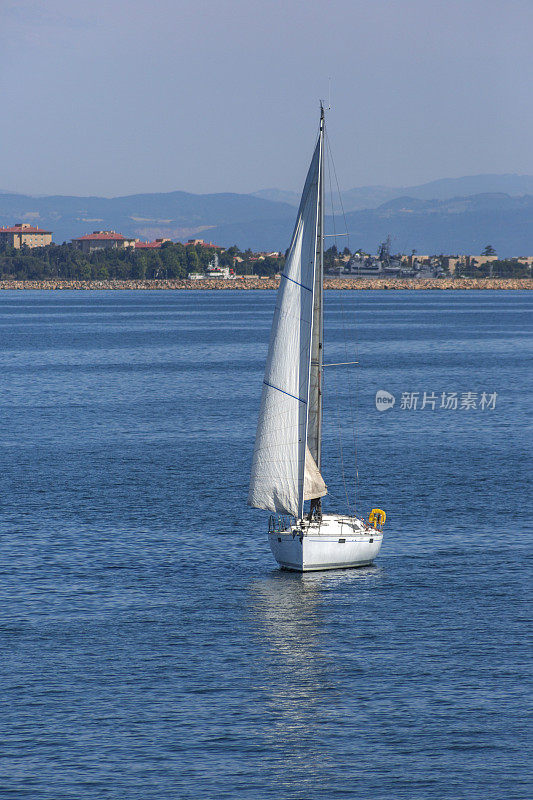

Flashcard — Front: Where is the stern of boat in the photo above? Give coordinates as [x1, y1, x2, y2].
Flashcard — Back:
[268, 514, 384, 572]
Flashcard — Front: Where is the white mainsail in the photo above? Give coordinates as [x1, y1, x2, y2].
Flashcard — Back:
[248, 132, 327, 518]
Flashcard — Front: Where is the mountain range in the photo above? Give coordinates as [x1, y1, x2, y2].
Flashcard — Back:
[253, 174, 533, 212]
[1, 174, 532, 257]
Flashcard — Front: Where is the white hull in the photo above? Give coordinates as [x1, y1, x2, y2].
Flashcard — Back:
[268, 514, 383, 572]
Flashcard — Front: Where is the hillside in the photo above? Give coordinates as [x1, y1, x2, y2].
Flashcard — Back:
[202, 194, 533, 256]
[0, 190, 295, 245]
[340, 194, 533, 256]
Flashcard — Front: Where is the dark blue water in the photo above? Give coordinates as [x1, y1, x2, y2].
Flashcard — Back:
[0, 290, 530, 799]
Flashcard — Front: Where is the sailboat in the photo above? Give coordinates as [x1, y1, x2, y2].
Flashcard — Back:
[248, 106, 386, 571]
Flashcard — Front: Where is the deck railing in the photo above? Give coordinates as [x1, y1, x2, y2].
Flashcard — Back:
[268, 514, 295, 533]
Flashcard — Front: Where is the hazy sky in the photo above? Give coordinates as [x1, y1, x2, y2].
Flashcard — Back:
[1, 0, 532, 196]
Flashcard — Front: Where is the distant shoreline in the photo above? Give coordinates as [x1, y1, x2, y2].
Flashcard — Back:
[0, 278, 531, 291]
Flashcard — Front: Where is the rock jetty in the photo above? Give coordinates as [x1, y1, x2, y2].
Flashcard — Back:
[0, 278, 530, 290]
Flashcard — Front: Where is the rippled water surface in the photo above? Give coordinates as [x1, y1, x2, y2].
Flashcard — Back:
[0, 290, 531, 799]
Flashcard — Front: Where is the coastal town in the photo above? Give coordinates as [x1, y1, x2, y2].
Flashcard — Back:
[0, 221, 531, 287]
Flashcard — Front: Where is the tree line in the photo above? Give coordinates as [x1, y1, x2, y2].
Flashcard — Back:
[454, 259, 531, 278]
[0, 242, 285, 281]
[0, 240, 529, 280]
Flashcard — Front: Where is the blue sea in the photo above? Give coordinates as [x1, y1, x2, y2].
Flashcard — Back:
[0, 289, 530, 800]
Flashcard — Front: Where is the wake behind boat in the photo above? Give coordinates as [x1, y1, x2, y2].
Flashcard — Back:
[248, 106, 386, 571]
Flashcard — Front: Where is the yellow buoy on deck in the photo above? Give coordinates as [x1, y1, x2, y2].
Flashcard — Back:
[368, 508, 386, 528]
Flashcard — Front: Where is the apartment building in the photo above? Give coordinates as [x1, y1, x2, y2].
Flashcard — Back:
[71, 231, 136, 254]
[0, 223, 52, 249]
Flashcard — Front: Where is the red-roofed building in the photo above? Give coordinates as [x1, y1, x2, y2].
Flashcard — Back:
[134, 238, 171, 250]
[185, 238, 223, 250]
[0, 223, 52, 249]
[72, 230, 136, 254]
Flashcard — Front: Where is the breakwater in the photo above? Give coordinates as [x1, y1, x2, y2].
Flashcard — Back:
[0, 278, 531, 290]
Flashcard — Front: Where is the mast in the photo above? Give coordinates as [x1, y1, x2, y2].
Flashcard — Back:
[307, 105, 325, 518]
[317, 105, 325, 466]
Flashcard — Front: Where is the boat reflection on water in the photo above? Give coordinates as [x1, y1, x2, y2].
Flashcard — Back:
[248, 565, 384, 786]
[249, 566, 384, 674]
